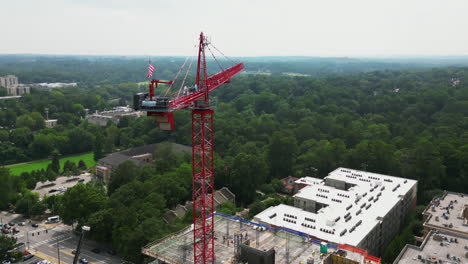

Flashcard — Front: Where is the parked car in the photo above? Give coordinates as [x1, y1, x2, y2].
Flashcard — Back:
[2, 260, 11, 264]
[32, 223, 39, 228]
[48, 189, 58, 193]
[18, 222, 25, 226]
[14, 242, 24, 248]
[79, 258, 89, 264]
[107, 249, 117, 255]
[4, 224, 10, 229]
[78, 179, 85, 182]
[2, 228, 10, 234]
[8, 222, 15, 226]
[91, 248, 100, 254]
[12, 227, 19, 234]
[23, 253, 34, 261]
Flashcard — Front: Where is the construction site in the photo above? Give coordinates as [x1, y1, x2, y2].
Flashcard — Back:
[143, 213, 380, 264]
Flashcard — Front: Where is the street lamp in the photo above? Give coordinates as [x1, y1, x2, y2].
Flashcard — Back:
[72, 226, 91, 264]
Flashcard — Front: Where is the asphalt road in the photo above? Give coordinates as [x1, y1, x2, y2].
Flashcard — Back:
[1, 211, 124, 264]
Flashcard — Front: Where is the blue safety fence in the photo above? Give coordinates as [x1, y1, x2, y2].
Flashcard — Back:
[214, 211, 339, 249]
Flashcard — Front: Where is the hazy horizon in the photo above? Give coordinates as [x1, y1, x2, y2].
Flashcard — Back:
[2, 0, 468, 57]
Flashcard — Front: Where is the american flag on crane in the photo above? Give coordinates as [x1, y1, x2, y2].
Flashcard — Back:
[146, 61, 155, 78]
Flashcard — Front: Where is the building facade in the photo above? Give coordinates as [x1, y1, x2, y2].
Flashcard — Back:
[0, 75, 18, 88]
[0, 75, 30, 96]
[254, 168, 418, 256]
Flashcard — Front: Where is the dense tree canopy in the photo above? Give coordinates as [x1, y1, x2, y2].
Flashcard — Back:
[2, 56, 468, 262]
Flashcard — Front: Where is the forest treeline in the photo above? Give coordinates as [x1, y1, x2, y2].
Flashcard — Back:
[2, 55, 468, 84]
[1, 61, 468, 262]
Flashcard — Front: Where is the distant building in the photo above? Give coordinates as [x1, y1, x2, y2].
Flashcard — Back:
[45, 119, 58, 128]
[421, 191, 468, 239]
[30, 82, 78, 91]
[0, 75, 18, 88]
[0, 75, 30, 96]
[254, 168, 418, 256]
[86, 106, 143, 126]
[162, 187, 236, 223]
[393, 230, 468, 264]
[95, 142, 191, 183]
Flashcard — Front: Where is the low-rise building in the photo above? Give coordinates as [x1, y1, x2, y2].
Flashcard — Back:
[30, 82, 78, 91]
[86, 106, 143, 126]
[422, 191, 468, 239]
[45, 119, 58, 128]
[95, 142, 190, 183]
[280, 175, 298, 194]
[163, 187, 236, 223]
[254, 168, 418, 256]
[393, 231, 468, 264]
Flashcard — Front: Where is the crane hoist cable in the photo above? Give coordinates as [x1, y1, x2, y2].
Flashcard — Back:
[165, 55, 190, 96]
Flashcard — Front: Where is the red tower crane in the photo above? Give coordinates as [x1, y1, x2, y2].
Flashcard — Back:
[134, 32, 244, 264]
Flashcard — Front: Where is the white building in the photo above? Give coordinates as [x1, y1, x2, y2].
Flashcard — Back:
[0, 75, 30, 96]
[254, 167, 418, 256]
[86, 106, 143, 126]
[0, 75, 18, 88]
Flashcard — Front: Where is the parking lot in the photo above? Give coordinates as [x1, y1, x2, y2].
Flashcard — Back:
[33, 173, 92, 199]
[1, 211, 124, 264]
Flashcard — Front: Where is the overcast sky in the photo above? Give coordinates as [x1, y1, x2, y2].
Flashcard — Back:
[2, 0, 468, 56]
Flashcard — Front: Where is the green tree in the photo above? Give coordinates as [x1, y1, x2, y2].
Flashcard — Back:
[60, 183, 108, 226]
[0, 130, 8, 142]
[217, 202, 237, 215]
[0, 234, 17, 260]
[15, 114, 35, 130]
[0, 168, 14, 210]
[108, 161, 141, 195]
[30, 133, 54, 157]
[50, 150, 61, 174]
[230, 152, 268, 205]
[30, 112, 45, 130]
[78, 159, 87, 170]
[268, 132, 298, 179]
[10, 127, 32, 149]
[93, 133, 104, 161]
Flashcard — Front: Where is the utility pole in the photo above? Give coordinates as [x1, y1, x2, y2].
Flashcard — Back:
[26, 228, 30, 249]
[72, 226, 90, 264]
[57, 237, 61, 264]
[285, 232, 290, 264]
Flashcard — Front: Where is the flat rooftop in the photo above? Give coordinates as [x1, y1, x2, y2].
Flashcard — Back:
[254, 167, 417, 247]
[142, 214, 379, 264]
[423, 191, 468, 237]
[393, 231, 468, 263]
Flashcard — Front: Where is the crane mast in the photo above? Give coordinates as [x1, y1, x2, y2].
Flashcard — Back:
[134, 32, 244, 264]
[192, 32, 214, 264]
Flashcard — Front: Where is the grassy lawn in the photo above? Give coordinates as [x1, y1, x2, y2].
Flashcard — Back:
[5, 152, 97, 176]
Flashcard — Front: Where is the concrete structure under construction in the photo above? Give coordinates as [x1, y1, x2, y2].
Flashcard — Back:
[422, 191, 468, 239]
[254, 168, 418, 256]
[143, 213, 381, 264]
[393, 231, 468, 264]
